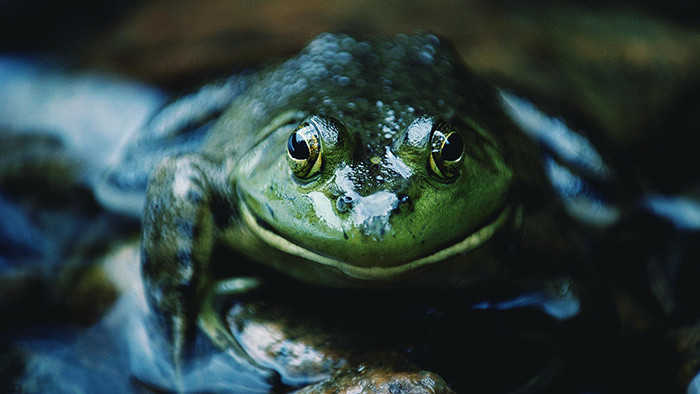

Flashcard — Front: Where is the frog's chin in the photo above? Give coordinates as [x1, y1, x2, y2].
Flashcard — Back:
[239, 201, 518, 281]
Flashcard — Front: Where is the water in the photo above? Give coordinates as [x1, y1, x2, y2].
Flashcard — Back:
[17, 244, 271, 393]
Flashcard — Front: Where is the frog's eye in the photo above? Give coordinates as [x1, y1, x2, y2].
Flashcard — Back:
[287, 122, 322, 180]
[429, 127, 465, 180]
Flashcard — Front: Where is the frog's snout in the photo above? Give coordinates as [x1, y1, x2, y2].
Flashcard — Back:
[334, 190, 401, 239]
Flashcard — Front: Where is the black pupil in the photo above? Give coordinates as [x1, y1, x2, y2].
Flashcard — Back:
[287, 132, 310, 160]
[442, 133, 464, 161]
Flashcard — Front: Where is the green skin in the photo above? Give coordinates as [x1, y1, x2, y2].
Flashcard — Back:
[141, 33, 555, 365]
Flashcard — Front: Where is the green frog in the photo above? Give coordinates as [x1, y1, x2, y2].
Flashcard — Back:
[98, 32, 612, 391]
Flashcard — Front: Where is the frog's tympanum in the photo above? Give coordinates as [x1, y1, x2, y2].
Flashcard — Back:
[115, 32, 587, 391]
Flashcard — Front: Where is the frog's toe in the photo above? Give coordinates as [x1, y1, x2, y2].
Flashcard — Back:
[166, 314, 190, 369]
[142, 297, 192, 370]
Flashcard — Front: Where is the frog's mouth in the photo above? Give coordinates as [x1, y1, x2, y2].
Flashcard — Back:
[239, 201, 518, 281]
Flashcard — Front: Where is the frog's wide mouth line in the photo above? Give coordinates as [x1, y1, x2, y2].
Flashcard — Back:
[239, 201, 516, 281]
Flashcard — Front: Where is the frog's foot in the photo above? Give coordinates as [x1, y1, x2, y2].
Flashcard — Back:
[225, 296, 362, 387]
[296, 352, 454, 394]
[225, 294, 453, 392]
[197, 278, 280, 378]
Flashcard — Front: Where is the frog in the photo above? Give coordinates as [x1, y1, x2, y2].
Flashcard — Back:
[95, 32, 620, 391]
[1, 30, 698, 392]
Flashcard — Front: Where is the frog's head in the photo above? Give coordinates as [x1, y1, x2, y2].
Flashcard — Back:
[232, 33, 516, 286]
[235, 109, 515, 284]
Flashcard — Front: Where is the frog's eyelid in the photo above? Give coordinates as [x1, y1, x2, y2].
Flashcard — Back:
[306, 115, 347, 149]
[263, 110, 304, 135]
[454, 116, 500, 150]
[283, 116, 302, 127]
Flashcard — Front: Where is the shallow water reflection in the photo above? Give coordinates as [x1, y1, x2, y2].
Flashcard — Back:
[19, 250, 271, 393]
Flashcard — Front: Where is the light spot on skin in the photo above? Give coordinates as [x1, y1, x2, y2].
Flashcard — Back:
[404, 117, 432, 148]
[349, 191, 399, 239]
[172, 174, 191, 200]
[384, 146, 412, 179]
[308, 191, 344, 230]
[332, 166, 399, 238]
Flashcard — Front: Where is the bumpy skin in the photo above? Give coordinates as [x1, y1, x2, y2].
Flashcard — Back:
[140, 33, 568, 365]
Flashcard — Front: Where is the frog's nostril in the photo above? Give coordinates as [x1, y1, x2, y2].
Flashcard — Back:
[336, 194, 356, 212]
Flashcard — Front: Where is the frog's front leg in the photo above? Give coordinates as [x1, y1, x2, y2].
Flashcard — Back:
[141, 154, 226, 365]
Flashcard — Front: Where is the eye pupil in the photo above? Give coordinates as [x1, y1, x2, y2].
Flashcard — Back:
[287, 132, 310, 160]
[442, 133, 463, 161]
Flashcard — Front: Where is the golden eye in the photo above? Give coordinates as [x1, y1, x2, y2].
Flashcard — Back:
[287, 122, 322, 180]
[429, 128, 465, 180]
